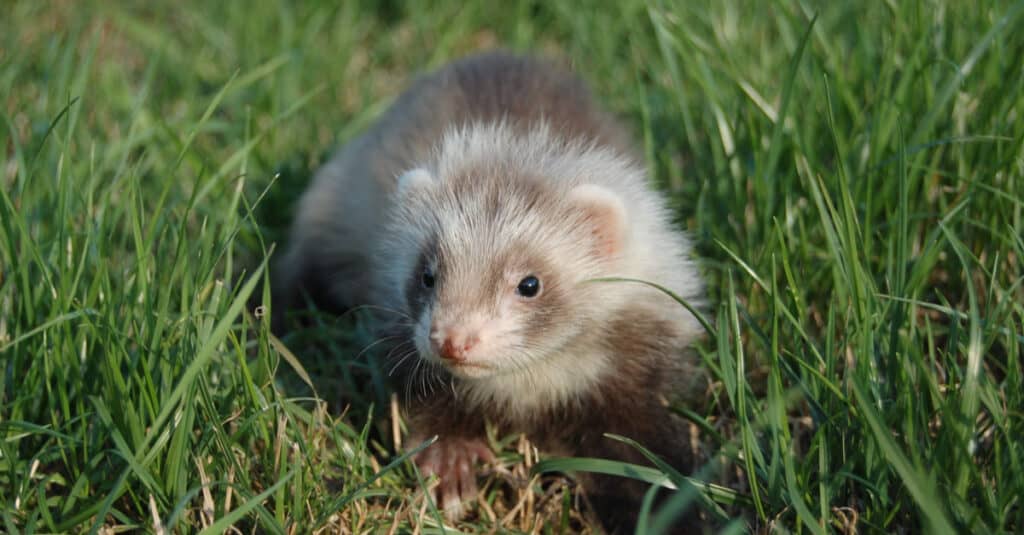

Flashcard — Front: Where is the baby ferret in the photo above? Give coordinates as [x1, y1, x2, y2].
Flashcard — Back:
[275, 51, 707, 531]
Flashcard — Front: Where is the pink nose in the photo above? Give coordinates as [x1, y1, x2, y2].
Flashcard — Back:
[431, 330, 478, 362]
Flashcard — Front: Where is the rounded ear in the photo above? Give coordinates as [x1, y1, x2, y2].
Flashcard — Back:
[567, 184, 628, 260]
[396, 168, 435, 196]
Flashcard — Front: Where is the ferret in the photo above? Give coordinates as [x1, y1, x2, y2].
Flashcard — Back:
[275, 52, 708, 532]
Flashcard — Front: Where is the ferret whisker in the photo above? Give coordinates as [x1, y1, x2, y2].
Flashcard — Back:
[416, 359, 429, 400]
[353, 334, 404, 361]
[404, 358, 424, 404]
[349, 303, 416, 322]
[429, 365, 442, 397]
[370, 339, 416, 385]
[387, 348, 417, 377]
[275, 52, 706, 532]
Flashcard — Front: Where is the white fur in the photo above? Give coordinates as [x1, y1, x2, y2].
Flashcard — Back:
[396, 167, 435, 196]
[376, 122, 706, 419]
[459, 344, 612, 418]
[431, 122, 703, 299]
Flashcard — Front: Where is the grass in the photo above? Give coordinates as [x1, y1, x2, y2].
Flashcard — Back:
[2, 0, 1022, 532]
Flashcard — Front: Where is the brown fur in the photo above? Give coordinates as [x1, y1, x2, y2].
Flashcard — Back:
[397, 305, 704, 532]
[275, 52, 708, 533]
[274, 52, 636, 326]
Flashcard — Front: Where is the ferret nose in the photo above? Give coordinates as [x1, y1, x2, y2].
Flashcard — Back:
[430, 329, 478, 362]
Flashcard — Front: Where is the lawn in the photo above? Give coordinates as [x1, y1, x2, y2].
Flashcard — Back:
[2, 1, 1022, 533]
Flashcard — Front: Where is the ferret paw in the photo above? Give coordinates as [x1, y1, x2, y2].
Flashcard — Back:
[414, 436, 495, 520]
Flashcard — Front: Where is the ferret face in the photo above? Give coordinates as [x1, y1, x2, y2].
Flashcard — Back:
[407, 240, 572, 379]
[391, 167, 628, 381]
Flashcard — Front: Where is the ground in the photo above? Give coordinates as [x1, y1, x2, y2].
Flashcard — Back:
[1, 1, 1022, 533]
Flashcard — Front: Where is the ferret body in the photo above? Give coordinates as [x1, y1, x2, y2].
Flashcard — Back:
[276, 52, 707, 532]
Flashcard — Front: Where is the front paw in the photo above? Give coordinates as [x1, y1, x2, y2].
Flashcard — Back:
[414, 436, 495, 519]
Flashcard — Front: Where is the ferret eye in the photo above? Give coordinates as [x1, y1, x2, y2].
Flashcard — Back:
[421, 266, 436, 289]
[516, 275, 541, 298]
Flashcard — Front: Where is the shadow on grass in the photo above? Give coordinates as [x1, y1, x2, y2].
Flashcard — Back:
[247, 149, 394, 430]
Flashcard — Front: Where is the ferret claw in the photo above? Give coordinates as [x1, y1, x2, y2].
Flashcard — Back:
[414, 436, 495, 519]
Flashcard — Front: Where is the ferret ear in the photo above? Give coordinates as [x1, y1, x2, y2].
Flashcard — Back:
[567, 184, 628, 260]
[396, 168, 435, 196]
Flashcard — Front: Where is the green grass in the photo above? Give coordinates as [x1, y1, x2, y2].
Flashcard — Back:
[2, 0, 1023, 532]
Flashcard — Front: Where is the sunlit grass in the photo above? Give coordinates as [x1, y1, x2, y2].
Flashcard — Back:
[2, 1, 1022, 532]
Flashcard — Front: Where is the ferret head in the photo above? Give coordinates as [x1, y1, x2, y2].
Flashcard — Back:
[382, 135, 632, 385]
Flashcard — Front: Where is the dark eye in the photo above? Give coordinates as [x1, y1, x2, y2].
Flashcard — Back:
[421, 266, 436, 289]
[516, 275, 541, 298]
